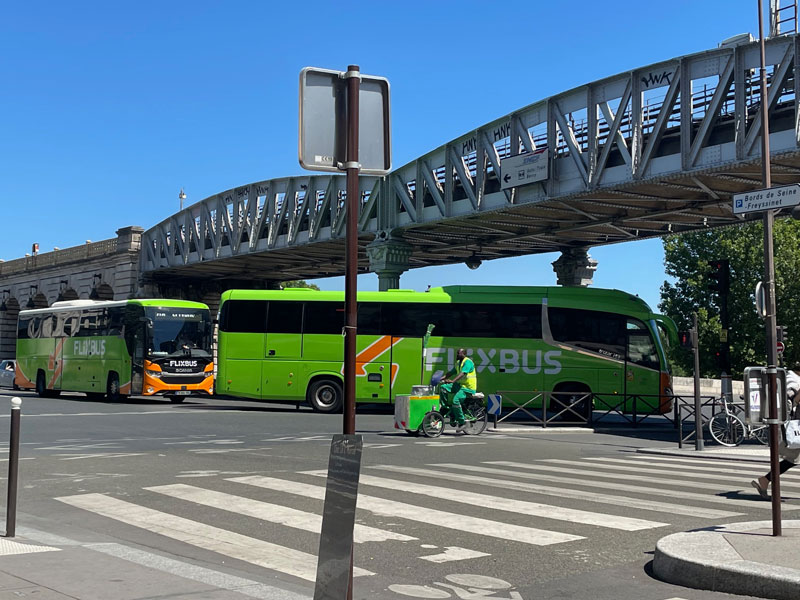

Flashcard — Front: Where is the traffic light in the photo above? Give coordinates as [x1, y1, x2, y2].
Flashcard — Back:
[678, 330, 695, 349]
[777, 325, 787, 343]
[707, 259, 730, 295]
[714, 344, 730, 371]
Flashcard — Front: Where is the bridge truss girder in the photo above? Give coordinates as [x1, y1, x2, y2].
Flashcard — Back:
[141, 34, 800, 284]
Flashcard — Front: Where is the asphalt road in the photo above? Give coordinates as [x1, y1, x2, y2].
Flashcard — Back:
[0, 389, 780, 600]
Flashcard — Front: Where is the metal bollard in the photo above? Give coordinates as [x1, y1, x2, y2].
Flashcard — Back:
[6, 397, 21, 538]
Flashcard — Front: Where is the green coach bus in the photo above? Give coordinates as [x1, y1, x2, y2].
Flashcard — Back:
[216, 285, 677, 416]
[16, 299, 214, 402]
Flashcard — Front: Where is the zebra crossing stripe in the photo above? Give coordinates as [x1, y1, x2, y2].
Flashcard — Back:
[301, 470, 666, 531]
[626, 455, 800, 478]
[419, 546, 489, 563]
[145, 484, 416, 543]
[579, 457, 800, 487]
[55, 493, 374, 581]
[541, 458, 800, 490]
[369, 465, 742, 520]
[489, 460, 800, 498]
[453, 463, 786, 509]
[228, 475, 583, 546]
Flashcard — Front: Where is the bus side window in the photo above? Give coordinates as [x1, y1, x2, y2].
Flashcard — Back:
[492, 304, 542, 339]
[357, 302, 382, 335]
[108, 307, 124, 336]
[266, 301, 303, 334]
[626, 319, 660, 370]
[17, 317, 30, 340]
[549, 307, 625, 359]
[303, 302, 343, 334]
[221, 300, 267, 333]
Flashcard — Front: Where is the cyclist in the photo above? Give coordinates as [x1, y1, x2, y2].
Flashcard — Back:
[439, 348, 477, 433]
[752, 366, 800, 499]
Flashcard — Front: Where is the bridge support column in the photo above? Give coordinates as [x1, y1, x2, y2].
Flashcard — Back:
[366, 233, 413, 292]
[552, 247, 598, 286]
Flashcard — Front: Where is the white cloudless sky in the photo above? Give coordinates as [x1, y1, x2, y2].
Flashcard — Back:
[0, 1, 767, 310]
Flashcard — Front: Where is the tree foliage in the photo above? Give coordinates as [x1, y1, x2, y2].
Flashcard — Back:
[281, 280, 320, 290]
[660, 218, 800, 377]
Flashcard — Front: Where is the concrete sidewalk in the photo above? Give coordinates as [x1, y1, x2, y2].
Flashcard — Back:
[643, 444, 800, 599]
[0, 526, 312, 600]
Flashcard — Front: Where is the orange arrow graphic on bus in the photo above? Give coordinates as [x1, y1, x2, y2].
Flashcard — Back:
[354, 336, 401, 374]
[47, 338, 66, 389]
[347, 336, 403, 387]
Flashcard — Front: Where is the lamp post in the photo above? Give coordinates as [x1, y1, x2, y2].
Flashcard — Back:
[179, 189, 187, 211]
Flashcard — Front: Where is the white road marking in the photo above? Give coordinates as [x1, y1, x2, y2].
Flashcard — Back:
[146, 483, 415, 543]
[229, 475, 583, 546]
[450, 463, 787, 509]
[55, 453, 146, 461]
[86, 542, 311, 600]
[579, 457, 800, 487]
[489, 460, 800, 495]
[628, 455, 800, 478]
[418, 547, 489, 563]
[371, 465, 741, 519]
[55, 493, 373, 581]
[302, 470, 665, 531]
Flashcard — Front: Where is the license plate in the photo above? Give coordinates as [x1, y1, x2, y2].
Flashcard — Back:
[174, 391, 191, 396]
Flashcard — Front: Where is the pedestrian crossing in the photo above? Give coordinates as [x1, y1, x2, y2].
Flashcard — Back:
[54, 453, 798, 586]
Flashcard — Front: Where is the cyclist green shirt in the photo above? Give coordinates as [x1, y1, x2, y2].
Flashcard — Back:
[439, 348, 477, 430]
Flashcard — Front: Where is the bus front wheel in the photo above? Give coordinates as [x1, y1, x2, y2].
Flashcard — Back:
[307, 379, 343, 413]
[106, 373, 123, 402]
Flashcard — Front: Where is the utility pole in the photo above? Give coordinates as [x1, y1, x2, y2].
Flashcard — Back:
[758, 0, 782, 537]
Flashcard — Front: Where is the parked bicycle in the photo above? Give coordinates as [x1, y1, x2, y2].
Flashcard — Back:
[421, 390, 488, 437]
[708, 395, 769, 447]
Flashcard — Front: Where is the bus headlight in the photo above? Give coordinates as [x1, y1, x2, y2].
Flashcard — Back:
[146, 369, 162, 378]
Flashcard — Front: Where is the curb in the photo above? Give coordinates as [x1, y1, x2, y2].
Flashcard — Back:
[653, 521, 800, 600]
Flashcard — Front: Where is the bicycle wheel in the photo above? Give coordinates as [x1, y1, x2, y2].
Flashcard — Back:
[709, 413, 746, 447]
[421, 411, 444, 438]
[463, 400, 487, 436]
[752, 425, 770, 445]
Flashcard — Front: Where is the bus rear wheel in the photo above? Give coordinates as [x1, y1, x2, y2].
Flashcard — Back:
[36, 371, 47, 398]
[550, 384, 592, 422]
[307, 379, 343, 413]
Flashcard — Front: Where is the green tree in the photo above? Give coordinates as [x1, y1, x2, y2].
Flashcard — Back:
[281, 280, 320, 290]
[660, 218, 800, 377]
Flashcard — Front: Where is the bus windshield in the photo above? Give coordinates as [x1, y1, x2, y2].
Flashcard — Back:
[146, 307, 211, 358]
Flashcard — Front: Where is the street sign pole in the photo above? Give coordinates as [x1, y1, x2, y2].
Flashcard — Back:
[692, 313, 703, 451]
[342, 65, 360, 600]
[758, 0, 781, 537]
[343, 65, 360, 440]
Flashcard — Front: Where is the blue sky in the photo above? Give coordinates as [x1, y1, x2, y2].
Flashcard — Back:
[0, 1, 766, 310]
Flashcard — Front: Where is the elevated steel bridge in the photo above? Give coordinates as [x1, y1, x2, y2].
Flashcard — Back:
[141, 33, 800, 290]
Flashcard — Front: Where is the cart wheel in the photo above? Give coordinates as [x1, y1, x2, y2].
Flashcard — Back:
[421, 411, 444, 438]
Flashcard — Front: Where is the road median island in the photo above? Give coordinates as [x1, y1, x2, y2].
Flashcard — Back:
[653, 520, 800, 600]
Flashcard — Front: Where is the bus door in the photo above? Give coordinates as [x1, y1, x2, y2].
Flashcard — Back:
[130, 317, 146, 396]
[388, 336, 423, 401]
[48, 314, 67, 391]
[262, 302, 303, 400]
[624, 318, 662, 412]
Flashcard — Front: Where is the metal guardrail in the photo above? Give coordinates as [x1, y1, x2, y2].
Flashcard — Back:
[492, 391, 677, 428]
[675, 395, 720, 447]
